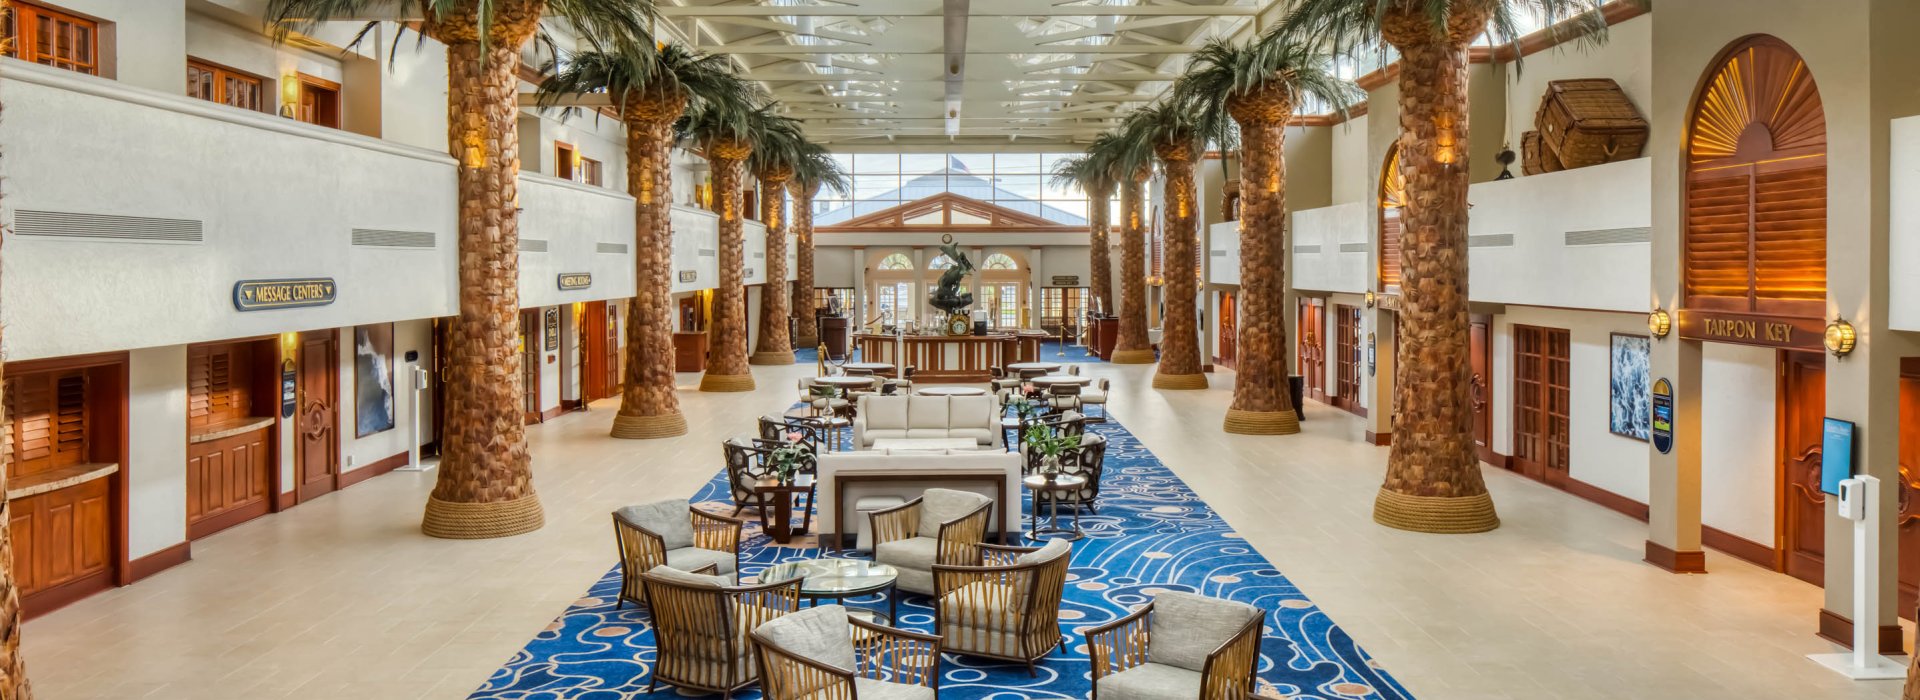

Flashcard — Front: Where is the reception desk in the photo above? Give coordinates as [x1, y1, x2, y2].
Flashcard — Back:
[855, 333, 1014, 383]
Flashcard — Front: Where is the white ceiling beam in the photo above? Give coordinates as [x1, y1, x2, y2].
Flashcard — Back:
[659, 4, 1258, 18]
[693, 44, 1194, 55]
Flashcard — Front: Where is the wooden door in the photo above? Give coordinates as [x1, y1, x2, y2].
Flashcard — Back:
[1217, 293, 1236, 368]
[187, 341, 274, 539]
[521, 310, 543, 423]
[4, 367, 114, 610]
[1333, 305, 1361, 414]
[426, 318, 449, 458]
[580, 301, 607, 402]
[296, 332, 338, 502]
[1512, 325, 1571, 486]
[1897, 363, 1919, 619]
[1470, 315, 1495, 465]
[1298, 299, 1326, 400]
[296, 74, 340, 128]
[1779, 351, 1827, 586]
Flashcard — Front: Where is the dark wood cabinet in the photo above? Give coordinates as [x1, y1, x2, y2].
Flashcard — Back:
[674, 332, 710, 373]
[10, 477, 111, 608]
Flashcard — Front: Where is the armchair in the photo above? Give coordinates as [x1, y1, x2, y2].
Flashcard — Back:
[612, 499, 744, 608]
[870, 488, 994, 595]
[932, 539, 1072, 674]
[1080, 378, 1112, 421]
[752, 604, 942, 700]
[1033, 432, 1108, 514]
[760, 415, 826, 453]
[1084, 591, 1264, 700]
[642, 565, 803, 699]
[723, 438, 776, 518]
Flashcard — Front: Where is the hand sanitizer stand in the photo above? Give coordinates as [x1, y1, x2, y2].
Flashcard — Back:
[1807, 475, 1907, 679]
[395, 365, 435, 472]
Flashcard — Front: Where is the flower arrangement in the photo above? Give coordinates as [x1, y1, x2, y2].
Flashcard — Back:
[768, 432, 816, 485]
[1006, 384, 1043, 421]
[1022, 425, 1079, 478]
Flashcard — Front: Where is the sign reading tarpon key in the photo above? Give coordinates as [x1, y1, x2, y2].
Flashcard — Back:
[233, 278, 336, 311]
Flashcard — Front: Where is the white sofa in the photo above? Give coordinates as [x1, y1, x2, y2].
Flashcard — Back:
[815, 450, 1023, 549]
[851, 394, 1000, 449]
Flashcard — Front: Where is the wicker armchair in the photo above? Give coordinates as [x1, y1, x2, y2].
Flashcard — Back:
[1084, 592, 1264, 700]
[932, 539, 1072, 674]
[612, 499, 745, 608]
[1034, 432, 1108, 514]
[752, 604, 941, 700]
[760, 415, 827, 452]
[870, 488, 994, 595]
[723, 438, 778, 518]
[1019, 412, 1086, 471]
[642, 566, 803, 699]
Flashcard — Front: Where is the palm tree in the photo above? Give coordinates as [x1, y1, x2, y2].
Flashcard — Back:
[0, 2, 32, 692]
[682, 98, 780, 391]
[267, 0, 651, 539]
[1177, 36, 1358, 433]
[1049, 149, 1118, 316]
[1091, 132, 1155, 364]
[791, 145, 850, 351]
[747, 114, 810, 366]
[1279, 0, 1621, 533]
[1119, 102, 1208, 389]
[536, 43, 753, 439]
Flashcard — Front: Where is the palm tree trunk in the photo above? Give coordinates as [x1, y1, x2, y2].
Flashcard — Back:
[421, 35, 544, 539]
[610, 113, 687, 439]
[1110, 170, 1155, 364]
[751, 172, 795, 365]
[1224, 101, 1299, 434]
[700, 140, 755, 391]
[0, 28, 36, 692]
[1152, 143, 1206, 389]
[1088, 185, 1114, 316]
[1372, 10, 1498, 533]
[793, 182, 820, 351]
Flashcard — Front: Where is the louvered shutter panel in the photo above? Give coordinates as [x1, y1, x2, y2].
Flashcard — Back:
[1381, 208, 1404, 292]
[4, 371, 89, 477]
[1753, 166, 1826, 309]
[1684, 173, 1753, 303]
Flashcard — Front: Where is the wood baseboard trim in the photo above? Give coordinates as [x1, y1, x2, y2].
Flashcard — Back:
[1476, 446, 1509, 470]
[22, 569, 113, 619]
[189, 501, 270, 540]
[130, 541, 191, 583]
[1644, 540, 1707, 574]
[540, 406, 566, 422]
[1364, 430, 1391, 446]
[1701, 526, 1774, 571]
[1564, 477, 1650, 521]
[339, 451, 410, 490]
[1817, 608, 1907, 654]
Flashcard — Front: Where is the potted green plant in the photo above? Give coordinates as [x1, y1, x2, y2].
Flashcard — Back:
[768, 432, 816, 486]
[1022, 425, 1079, 482]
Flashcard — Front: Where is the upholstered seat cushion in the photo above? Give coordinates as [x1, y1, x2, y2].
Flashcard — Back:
[1079, 390, 1108, 404]
[1147, 591, 1262, 672]
[865, 398, 911, 432]
[646, 564, 735, 588]
[874, 536, 939, 594]
[947, 427, 995, 444]
[666, 546, 737, 575]
[616, 499, 696, 549]
[917, 488, 992, 537]
[853, 677, 935, 700]
[752, 604, 859, 672]
[1094, 662, 1202, 700]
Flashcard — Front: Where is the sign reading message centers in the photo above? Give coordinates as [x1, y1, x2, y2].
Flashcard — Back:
[234, 278, 336, 311]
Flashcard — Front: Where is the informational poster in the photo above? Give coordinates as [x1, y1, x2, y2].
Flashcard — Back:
[1821, 417, 1855, 496]
[1650, 378, 1674, 454]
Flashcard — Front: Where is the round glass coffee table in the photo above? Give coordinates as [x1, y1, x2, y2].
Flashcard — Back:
[758, 559, 899, 624]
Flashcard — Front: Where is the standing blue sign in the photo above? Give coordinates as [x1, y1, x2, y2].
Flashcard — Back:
[1820, 417, 1855, 496]
[1650, 378, 1674, 454]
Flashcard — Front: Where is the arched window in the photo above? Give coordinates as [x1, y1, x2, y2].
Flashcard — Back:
[982, 253, 1018, 270]
[1378, 146, 1406, 293]
[928, 255, 955, 270]
[877, 253, 914, 270]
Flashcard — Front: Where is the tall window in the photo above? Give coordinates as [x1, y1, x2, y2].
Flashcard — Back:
[816, 152, 1094, 225]
[187, 59, 264, 112]
[982, 254, 1018, 270]
[556, 142, 577, 180]
[581, 157, 604, 187]
[3, 1, 99, 75]
[927, 255, 954, 270]
[877, 282, 913, 323]
[993, 284, 1019, 327]
[877, 253, 914, 271]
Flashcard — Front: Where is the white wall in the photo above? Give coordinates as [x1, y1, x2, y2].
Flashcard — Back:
[1330, 115, 1370, 205]
[1699, 343, 1779, 545]
[518, 173, 638, 308]
[815, 247, 857, 288]
[1466, 158, 1651, 313]
[671, 206, 721, 293]
[1290, 202, 1369, 294]
[1890, 115, 1920, 332]
[1036, 245, 1091, 284]
[340, 319, 433, 474]
[51, 0, 186, 93]
[128, 346, 189, 559]
[1208, 221, 1240, 286]
[1492, 307, 1652, 503]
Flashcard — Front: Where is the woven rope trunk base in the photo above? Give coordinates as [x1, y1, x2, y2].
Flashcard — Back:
[1151, 372, 1208, 390]
[1223, 407, 1300, 435]
[1109, 349, 1157, 364]
[610, 412, 688, 439]
[699, 372, 756, 392]
[749, 351, 796, 366]
[422, 493, 545, 539]
[1372, 489, 1500, 534]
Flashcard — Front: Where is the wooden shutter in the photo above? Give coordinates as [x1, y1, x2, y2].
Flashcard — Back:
[189, 343, 256, 430]
[5, 370, 90, 479]
[1684, 36, 1826, 318]
[1379, 149, 1407, 292]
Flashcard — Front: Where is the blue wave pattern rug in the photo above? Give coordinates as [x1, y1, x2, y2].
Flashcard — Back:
[792, 340, 1103, 367]
[470, 419, 1408, 700]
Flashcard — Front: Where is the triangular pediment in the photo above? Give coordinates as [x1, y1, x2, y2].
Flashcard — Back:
[817, 192, 1085, 233]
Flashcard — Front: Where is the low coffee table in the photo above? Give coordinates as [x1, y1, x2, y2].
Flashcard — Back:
[758, 558, 899, 624]
[871, 437, 979, 452]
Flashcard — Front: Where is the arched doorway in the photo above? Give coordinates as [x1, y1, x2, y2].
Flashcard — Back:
[1681, 34, 1828, 586]
[1378, 145, 1407, 295]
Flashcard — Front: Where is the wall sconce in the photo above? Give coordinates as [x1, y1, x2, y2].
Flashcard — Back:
[281, 75, 301, 105]
[1364, 290, 1376, 308]
[1647, 308, 1671, 339]
[1824, 317, 1857, 357]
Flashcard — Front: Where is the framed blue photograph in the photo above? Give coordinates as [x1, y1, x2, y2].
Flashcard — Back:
[1820, 417, 1854, 496]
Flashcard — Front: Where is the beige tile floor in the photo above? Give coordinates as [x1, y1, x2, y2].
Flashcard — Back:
[21, 358, 1913, 699]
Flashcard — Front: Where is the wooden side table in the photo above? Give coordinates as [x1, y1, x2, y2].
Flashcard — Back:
[753, 475, 816, 544]
[1022, 473, 1087, 541]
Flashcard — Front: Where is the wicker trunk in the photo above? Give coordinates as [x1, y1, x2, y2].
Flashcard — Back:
[1520, 130, 1563, 176]
[1534, 78, 1647, 169]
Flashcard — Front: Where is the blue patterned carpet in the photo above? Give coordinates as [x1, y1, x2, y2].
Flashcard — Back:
[792, 340, 1102, 367]
[470, 418, 1407, 700]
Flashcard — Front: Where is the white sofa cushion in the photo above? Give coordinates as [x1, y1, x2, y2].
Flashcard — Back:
[866, 396, 910, 431]
[948, 396, 995, 429]
[908, 396, 950, 428]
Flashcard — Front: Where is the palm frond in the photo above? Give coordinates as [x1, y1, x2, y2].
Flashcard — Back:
[748, 109, 811, 177]
[792, 144, 850, 197]
[1173, 35, 1361, 149]
[1274, 0, 1627, 73]
[266, 0, 655, 69]
[534, 42, 745, 124]
[1113, 100, 1202, 173]
[677, 83, 772, 150]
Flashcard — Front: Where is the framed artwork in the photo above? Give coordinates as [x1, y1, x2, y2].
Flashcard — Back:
[1609, 332, 1652, 441]
[354, 323, 396, 437]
